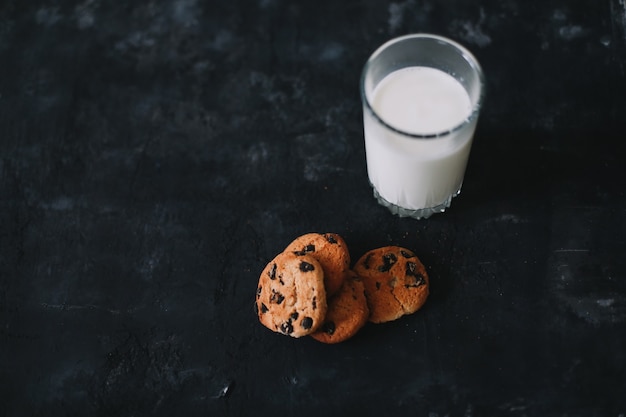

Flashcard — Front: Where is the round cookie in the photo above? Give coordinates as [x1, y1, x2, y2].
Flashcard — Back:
[310, 272, 370, 344]
[284, 233, 350, 297]
[255, 251, 327, 338]
[353, 246, 429, 324]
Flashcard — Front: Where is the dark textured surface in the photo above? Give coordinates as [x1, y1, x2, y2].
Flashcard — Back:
[2, 1, 626, 416]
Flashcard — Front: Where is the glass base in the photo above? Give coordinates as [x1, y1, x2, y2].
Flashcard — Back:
[372, 187, 460, 220]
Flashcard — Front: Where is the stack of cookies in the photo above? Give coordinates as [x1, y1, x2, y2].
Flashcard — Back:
[254, 233, 429, 344]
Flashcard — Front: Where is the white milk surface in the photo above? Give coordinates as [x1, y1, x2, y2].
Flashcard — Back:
[364, 66, 476, 211]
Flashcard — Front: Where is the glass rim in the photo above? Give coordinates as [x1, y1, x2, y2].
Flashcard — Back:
[360, 33, 486, 140]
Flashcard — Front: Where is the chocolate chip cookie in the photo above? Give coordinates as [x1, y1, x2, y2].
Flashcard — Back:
[310, 271, 370, 344]
[256, 251, 328, 338]
[353, 246, 429, 323]
[284, 232, 350, 297]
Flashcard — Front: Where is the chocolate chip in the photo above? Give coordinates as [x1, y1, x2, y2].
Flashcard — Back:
[400, 250, 415, 258]
[261, 303, 269, 313]
[301, 317, 313, 329]
[321, 321, 336, 335]
[256, 286, 262, 297]
[406, 261, 419, 277]
[280, 321, 294, 335]
[312, 296, 317, 310]
[405, 262, 426, 287]
[290, 311, 299, 320]
[324, 234, 338, 244]
[378, 253, 397, 272]
[293, 244, 315, 256]
[299, 261, 315, 272]
[270, 290, 285, 304]
[375, 282, 381, 290]
[268, 263, 277, 280]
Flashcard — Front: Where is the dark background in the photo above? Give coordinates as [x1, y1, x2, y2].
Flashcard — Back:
[2, 1, 626, 416]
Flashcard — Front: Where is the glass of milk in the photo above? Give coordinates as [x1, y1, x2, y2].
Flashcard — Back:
[360, 34, 485, 219]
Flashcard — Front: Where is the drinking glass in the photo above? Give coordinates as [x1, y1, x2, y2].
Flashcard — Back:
[360, 34, 485, 219]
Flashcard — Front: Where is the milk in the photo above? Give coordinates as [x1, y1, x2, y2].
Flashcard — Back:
[363, 66, 477, 213]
